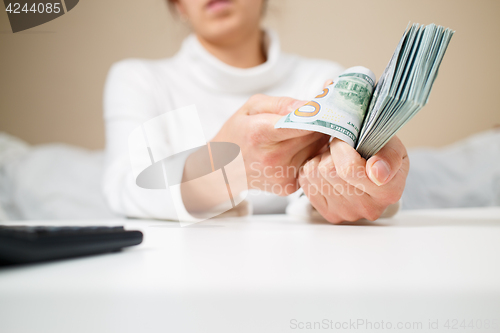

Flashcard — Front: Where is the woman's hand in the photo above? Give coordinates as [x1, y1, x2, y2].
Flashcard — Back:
[181, 94, 329, 215]
[298, 136, 409, 223]
[213, 94, 330, 196]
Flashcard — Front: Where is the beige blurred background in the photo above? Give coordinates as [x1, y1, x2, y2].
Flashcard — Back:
[0, 0, 499, 150]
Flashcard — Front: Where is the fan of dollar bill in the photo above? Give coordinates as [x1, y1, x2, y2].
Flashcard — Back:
[276, 23, 454, 159]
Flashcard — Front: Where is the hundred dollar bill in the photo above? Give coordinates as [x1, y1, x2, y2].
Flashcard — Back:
[275, 66, 376, 147]
[355, 23, 454, 159]
[275, 23, 454, 159]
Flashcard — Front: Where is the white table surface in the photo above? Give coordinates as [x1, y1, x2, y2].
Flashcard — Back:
[1, 207, 500, 333]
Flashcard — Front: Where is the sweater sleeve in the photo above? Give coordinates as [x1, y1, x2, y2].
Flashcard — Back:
[102, 60, 180, 220]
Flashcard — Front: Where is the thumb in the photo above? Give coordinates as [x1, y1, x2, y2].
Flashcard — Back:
[255, 113, 322, 142]
[244, 94, 307, 116]
[279, 99, 308, 116]
[366, 136, 408, 186]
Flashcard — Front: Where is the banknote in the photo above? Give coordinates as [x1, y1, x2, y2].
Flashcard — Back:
[276, 23, 454, 159]
[275, 66, 376, 147]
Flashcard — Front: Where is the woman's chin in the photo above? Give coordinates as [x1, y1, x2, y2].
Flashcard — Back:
[202, 20, 247, 44]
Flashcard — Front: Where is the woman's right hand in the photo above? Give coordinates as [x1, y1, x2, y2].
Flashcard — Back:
[212, 94, 329, 196]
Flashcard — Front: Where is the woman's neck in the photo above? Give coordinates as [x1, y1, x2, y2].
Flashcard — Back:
[197, 29, 266, 69]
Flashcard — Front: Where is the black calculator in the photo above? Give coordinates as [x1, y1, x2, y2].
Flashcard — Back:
[0, 225, 143, 265]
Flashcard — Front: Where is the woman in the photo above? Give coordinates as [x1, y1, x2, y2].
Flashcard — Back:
[103, 0, 408, 223]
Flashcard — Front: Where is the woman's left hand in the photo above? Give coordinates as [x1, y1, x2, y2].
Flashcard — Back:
[298, 136, 409, 223]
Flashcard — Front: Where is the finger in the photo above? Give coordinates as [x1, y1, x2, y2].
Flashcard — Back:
[315, 152, 384, 221]
[323, 79, 334, 89]
[301, 177, 345, 223]
[329, 137, 407, 205]
[317, 152, 386, 221]
[300, 154, 361, 223]
[255, 113, 323, 142]
[298, 156, 340, 222]
[244, 94, 308, 116]
[365, 136, 408, 186]
[366, 138, 410, 205]
[316, 140, 330, 155]
[243, 95, 319, 142]
[301, 152, 385, 223]
[318, 151, 366, 198]
[289, 134, 330, 170]
[329, 138, 379, 194]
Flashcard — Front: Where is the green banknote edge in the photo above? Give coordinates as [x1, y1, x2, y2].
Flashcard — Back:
[282, 114, 357, 143]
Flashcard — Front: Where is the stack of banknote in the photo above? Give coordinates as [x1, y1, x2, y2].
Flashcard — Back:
[276, 23, 454, 159]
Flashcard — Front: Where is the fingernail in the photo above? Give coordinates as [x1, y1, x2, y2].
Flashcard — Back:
[368, 159, 391, 186]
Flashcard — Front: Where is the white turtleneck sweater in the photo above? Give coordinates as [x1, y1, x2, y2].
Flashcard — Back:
[102, 31, 346, 220]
